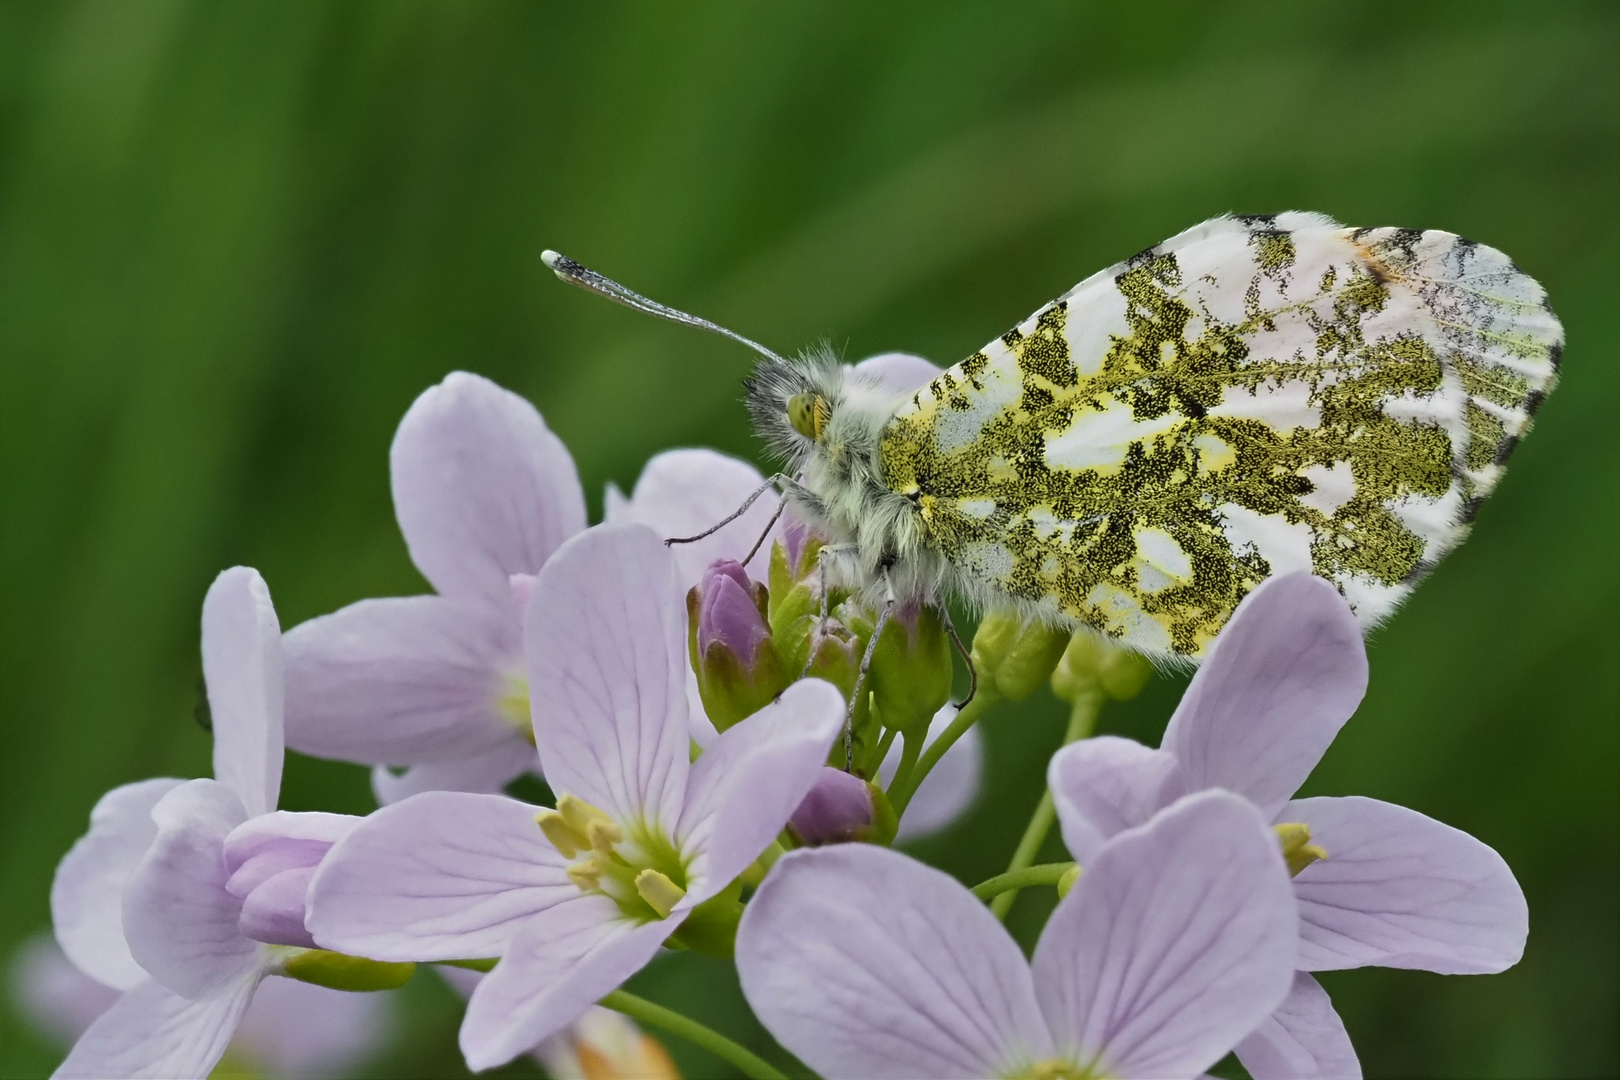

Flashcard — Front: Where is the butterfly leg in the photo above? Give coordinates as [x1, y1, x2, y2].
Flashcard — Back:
[939, 606, 978, 709]
[845, 577, 896, 772]
[663, 473, 786, 546]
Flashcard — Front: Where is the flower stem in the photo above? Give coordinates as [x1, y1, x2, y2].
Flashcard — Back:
[887, 686, 1001, 815]
[970, 862, 1075, 900]
[600, 990, 788, 1080]
[885, 729, 923, 802]
[989, 690, 1103, 920]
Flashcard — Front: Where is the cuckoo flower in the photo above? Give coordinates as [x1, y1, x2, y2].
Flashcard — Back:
[1050, 572, 1528, 1080]
[738, 790, 1298, 1080]
[283, 372, 585, 801]
[49, 568, 366, 1079]
[307, 524, 844, 1070]
[11, 934, 396, 1080]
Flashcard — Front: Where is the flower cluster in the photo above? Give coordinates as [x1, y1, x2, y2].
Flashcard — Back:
[28, 358, 1525, 1080]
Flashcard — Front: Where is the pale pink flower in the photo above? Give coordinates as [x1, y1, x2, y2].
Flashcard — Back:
[1050, 573, 1528, 1080]
[737, 790, 1298, 1080]
[307, 524, 844, 1070]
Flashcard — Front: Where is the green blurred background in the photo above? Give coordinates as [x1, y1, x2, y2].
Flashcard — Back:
[1, 2, 1614, 1077]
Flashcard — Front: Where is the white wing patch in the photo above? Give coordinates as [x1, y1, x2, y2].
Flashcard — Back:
[879, 214, 1561, 658]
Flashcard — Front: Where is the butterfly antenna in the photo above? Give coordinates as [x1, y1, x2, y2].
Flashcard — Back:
[542, 250, 789, 366]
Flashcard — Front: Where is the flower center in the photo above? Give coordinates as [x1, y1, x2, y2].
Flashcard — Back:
[536, 795, 689, 922]
[1274, 821, 1327, 876]
[496, 671, 535, 745]
[1011, 1058, 1105, 1080]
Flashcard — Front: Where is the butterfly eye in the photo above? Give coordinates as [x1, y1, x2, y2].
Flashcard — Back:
[787, 393, 828, 441]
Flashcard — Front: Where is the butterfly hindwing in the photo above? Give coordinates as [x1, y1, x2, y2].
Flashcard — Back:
[878, 213, 1560, 659]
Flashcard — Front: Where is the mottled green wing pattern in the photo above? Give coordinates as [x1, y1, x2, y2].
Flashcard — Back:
[879, 212, 1561, 659]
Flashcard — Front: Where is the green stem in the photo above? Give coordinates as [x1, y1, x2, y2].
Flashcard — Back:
[971, 862, 1075, 900]
[600, 990, 788, 1080]
[989, 690, 1103, 920]
[889, 687, 1001, 815]
[885, 729, 922, 803]
[868, 727, 899, 777]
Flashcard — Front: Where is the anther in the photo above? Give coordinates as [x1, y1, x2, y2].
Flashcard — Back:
[566, 855, 604, 893]
[1274, 822, 1328, 877]
[534, 809, 582, 858]
[634, 870, 686, 919]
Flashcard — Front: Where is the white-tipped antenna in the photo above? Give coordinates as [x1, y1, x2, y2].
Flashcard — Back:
[542, 250, 787, 365]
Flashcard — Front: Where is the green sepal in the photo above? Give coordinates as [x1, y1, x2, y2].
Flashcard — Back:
[859, 781, 899, 846]
[280, 949, 415, 992]
[668, 879, 744, 959]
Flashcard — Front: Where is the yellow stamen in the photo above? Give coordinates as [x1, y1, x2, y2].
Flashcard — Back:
[559, 794, 616, 836]
[535, 809, 583, 858]
[1275, 822, 1328, 877]
[585, 817, 624, 854]
[634, 869, 686, 919]
[567, 855, 604, 892]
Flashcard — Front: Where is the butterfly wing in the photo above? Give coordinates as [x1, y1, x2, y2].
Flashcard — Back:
[879, 212, 1560, 659]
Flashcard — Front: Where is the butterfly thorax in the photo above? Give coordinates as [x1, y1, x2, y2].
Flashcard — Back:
[746, 351, 952, 605]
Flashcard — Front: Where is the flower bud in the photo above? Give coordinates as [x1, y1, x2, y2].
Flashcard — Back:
[537, 1007, 680, 1080]
[223, 812, 358, 949]
[1051, 631, 1154, 704]
[687, 560, 790, 731]
[846, 602, 953, 739]
[279, 950, 415, 992]
[970, 612, 1071, 702]
[787, 767, 898, 846]
[767, 513, 830, 668]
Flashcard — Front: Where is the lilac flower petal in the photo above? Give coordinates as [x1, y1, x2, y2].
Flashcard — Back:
[234, 975, 396, 1079]
[1235, 973, 1362, 1080]
[51, 778, 183, 990]
[283, 595, 520, 766]
[882, 706, 984, 843]
[238, 867, 318, 949]
[1285, 796, 1528, 974]
[202, 567, 284, 817]
[370, 740, 538, 805]
[1048, 737, 1188, 862]
[53, 972, 260, 1080]
[1162, 574, 1367, 817]
[1031, 790, 1297, 1080]
[737, 845, 1052, 1079]
[222, 811, 359, 890]
[391, 371, 586, 612]
[460, 898, 677, 1071]
[122, 780, 260, 999]
[526, 525, 690, 830]
[851, 352, 941, 392]
[604, 449, 782, 583]
[9, 933, 120, 1044]
[307, 791, 572, 962]
[677, 679, 844, 901]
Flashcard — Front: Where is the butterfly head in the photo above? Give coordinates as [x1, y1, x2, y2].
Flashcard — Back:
[786, 392, 830, 442]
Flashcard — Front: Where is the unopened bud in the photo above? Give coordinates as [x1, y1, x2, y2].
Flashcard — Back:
[971, 612, 1070, 701]
[1051, 631, 1154, 704]
[280, 949, 415, 992]
[787, 767, 897, 846]
[687, 560, 791, 731]
[537, 1007, 680, 1080]
[1274, 822, 1327, 877]
[849, 602, 952, 738]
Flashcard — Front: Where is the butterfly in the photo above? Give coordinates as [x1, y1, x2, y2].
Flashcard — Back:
[545, 211, 1561, 663]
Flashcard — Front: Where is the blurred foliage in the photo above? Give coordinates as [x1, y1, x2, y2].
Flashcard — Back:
[1, 2, 1615, 1078]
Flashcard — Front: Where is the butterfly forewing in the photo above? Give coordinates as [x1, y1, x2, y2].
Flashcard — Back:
[878, 213, 1560, 659]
